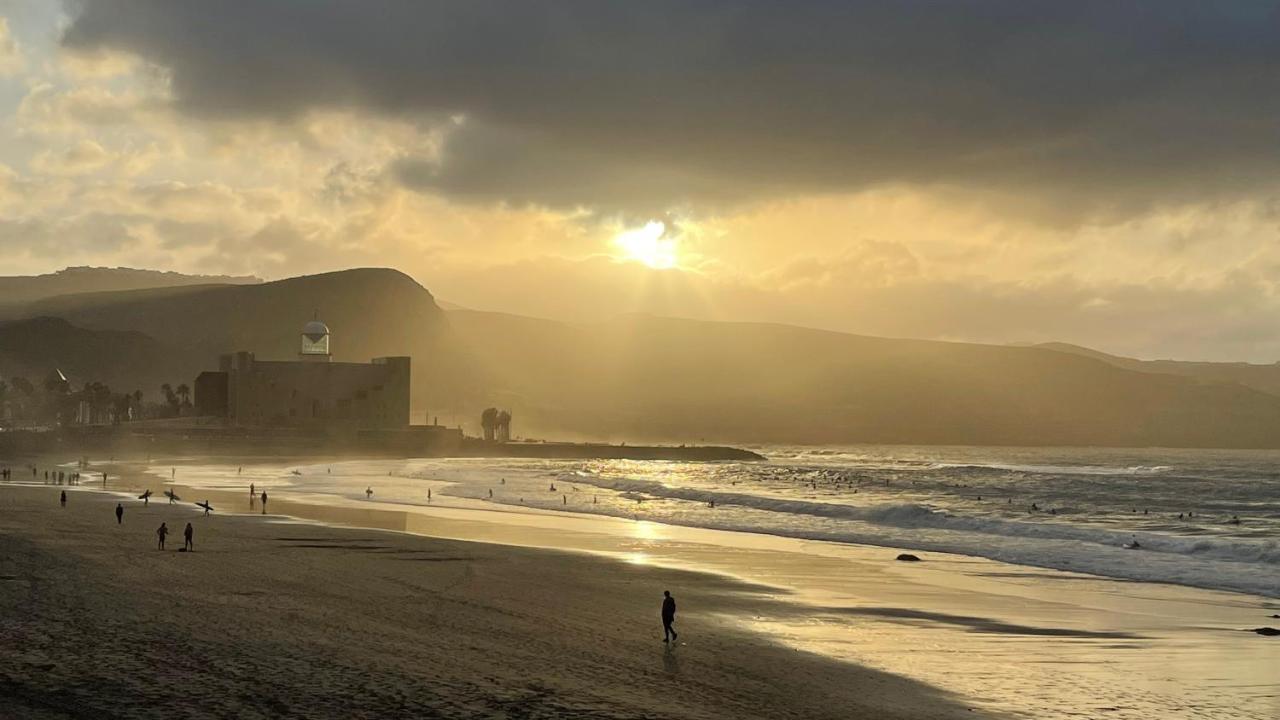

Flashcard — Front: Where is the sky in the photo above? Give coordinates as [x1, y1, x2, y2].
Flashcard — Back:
[2, 1, 1280, 361]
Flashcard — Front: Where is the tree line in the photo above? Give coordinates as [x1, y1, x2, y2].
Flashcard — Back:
[0, 371, 194, 428]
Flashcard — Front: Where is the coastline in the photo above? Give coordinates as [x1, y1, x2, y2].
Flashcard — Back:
[4, 455, 1279, 719]
[0, 480, 982, 720]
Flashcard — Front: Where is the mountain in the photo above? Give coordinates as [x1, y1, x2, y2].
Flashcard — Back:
[450, 310, 1280, 447]
[0, 267, 260, 310]
[10, 267, 1280, 448]
[5, 269, 479, 417]
[1036, 342, 1280, 398]
[0, 316, 177, 392]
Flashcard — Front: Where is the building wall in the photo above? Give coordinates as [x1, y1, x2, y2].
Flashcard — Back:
[215, 352, 410, 430]
[194, 371, 228, 417]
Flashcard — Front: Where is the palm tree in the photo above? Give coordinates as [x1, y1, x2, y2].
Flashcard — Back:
[480, 407, 498, 441]
[496, 410, 512, 443]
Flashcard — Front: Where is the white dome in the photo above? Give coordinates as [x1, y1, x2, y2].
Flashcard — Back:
[302, 320, 330, 339]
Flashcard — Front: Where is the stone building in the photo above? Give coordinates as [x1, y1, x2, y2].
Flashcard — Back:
[194, 320, 410, 431]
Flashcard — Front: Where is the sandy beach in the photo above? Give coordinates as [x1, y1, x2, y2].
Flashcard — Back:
[0, 480, 982, 720]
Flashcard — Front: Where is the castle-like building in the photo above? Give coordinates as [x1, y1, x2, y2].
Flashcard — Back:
[195, 320, 410, 431]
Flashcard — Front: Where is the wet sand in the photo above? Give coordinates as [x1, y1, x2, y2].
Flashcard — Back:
[0, 482, 983, 720]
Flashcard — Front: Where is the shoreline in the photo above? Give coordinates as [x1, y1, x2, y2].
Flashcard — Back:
[0, 480, 983, 720]
[6, 455, 1280, 718]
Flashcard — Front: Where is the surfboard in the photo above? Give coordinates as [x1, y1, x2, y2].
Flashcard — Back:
[1122, 542, 1142, 550]
[164, 490, 181, 501]
[138, 490, 152, 500]
[196, 501, 214, 512]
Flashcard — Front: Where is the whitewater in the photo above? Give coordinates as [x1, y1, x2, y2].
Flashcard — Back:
[194, 445, 1280, 599]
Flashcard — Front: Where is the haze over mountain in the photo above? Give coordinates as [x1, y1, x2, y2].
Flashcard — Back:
[0, 267, 260, 309]
[1034, 342, 1280, 399]
[7, 267, 1280, 449]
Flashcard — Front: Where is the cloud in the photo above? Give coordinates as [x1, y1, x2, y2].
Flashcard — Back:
[0, 17, 22, 75]
[29, 138, 115, 175]
[60, 1, 1280, 218]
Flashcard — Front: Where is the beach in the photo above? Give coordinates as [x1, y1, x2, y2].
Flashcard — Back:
[2, 453, 1278, 719]
[0, 481, 980, 720]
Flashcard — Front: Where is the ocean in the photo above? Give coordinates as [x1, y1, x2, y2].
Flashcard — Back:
[236, 444, 1280, 599]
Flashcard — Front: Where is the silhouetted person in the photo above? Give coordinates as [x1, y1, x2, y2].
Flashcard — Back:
[202, 500, 211, 516]
[366, 486, 373, 499]
[183, 523, 194, 551]
[488, 489, 493, 498]
[250, 483, 255, 497]
[662, 590, 678, 643]
[260, 491, 268, 514]
[60, 491, 66, 508]
[156, 522, 168, 550]
[115, 503, 124, 524]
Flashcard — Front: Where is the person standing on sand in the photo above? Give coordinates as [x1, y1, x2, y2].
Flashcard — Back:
[156, 522, 168, 550]
[183, 523, 194, 551]
[662, 590, 678, 643]
[115, 503, 124, 524]
[60, 490, 66, 507]
[260, 491, 268, 514]
[366, 486, 373, 499]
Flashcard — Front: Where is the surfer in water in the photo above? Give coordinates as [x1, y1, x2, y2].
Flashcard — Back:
[156, 522, 168, 550]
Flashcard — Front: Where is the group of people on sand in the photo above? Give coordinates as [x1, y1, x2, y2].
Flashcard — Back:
[249, 484, 269, 513]
[154, 521, 194, 551]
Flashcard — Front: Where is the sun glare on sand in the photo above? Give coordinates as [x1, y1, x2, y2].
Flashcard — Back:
[614, 221, 678, 269]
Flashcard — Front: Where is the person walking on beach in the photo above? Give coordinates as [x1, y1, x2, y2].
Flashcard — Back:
[60, 490, 66, 508]
[260, 491, 268, 514]
[183, 523, 194, 551]
[156, 522, 168, 550]
[661, 590, 678, 643]
[115, 503, 124, 524]
[366, 486, 373, 499]
[202, 500, 211, 516]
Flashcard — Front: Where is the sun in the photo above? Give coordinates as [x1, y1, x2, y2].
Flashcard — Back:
[614, 221, 678, 269]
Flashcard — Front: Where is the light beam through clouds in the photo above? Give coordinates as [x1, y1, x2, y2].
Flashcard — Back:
[0, 1, 1279, 361]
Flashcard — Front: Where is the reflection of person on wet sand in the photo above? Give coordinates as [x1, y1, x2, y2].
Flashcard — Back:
[261, 491, 268, 514]
[60, 491, 66, 507]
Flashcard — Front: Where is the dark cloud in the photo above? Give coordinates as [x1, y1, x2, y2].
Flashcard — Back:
[62, 1, 1280, 215]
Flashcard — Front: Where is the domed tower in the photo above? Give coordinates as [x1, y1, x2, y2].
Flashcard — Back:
[300, 319, 331, 362]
